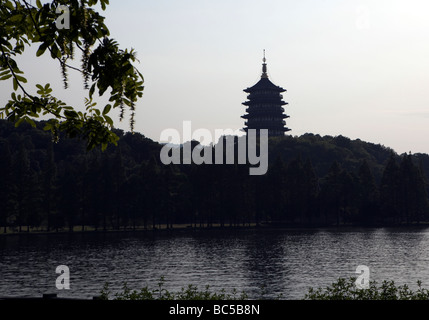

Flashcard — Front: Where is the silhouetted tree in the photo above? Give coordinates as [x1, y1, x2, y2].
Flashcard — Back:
[380, 153, 400, 224]
[320, 161, 342, 226]
[338, 169, 356, 225]
[0, 139, 14, 232]
[303, 159, 319, 224]
[285, 157, 307, 224]
[84, 153, 103, 230]
[357, 160, 379, 225]
[266, 156, 287, 222]
[43, 141, 57, 232]
[2, 118, 429, 230]
[12, 138, 33, 231]
[58, 160, 81, 232]
[397, 154, 429, 224]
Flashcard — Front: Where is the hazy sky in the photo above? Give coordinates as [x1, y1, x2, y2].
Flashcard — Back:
[3, 0, 429, 154]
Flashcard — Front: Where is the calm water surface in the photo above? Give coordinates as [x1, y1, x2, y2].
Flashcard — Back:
[1, 228, 429, 299]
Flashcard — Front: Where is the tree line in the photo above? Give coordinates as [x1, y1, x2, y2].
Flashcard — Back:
[0, 119, 428, 233]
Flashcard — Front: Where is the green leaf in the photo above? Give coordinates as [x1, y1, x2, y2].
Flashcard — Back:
[15, 117, 25, 127]
[15, 75, 27, 83]
[104, 115, 113, 126]
[13, 78, 18, 91]
[51, 44, 61, 59]
[43, 123, 52, 131]
[25, 118, 36, 128]
[36, 43, 48, 57]
[89, 84, 96, 98]
[0, 70, 10, 77]
[10, 14, 23, 23]
[103, 104, 111, 115]
[44, 83, 53, 94]
[36, 84, 45, 94]
[4, 1, 14, 10]
[0, 74, 12, 81]
[64, 110, 79, 118]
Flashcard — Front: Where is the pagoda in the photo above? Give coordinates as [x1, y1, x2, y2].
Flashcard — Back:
[241, 52, 290, 136]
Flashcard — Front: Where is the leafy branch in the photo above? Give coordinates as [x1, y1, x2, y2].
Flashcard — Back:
[0, 0, 144, 151]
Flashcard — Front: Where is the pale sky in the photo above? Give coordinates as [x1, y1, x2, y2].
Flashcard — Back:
[3, 0, 429, 154]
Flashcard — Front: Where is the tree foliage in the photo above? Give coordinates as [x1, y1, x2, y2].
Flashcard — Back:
[0, 0, 144, 150]
[305, 277, 429, 300]
[100, 277, 249, 301]
[1, 120, 429, 232]
[101, 276, 429, 300]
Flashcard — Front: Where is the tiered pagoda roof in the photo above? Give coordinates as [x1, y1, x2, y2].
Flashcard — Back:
[241, 52, 290, 136]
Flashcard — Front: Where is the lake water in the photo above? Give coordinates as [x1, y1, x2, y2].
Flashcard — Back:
[1, 227, 429, 300]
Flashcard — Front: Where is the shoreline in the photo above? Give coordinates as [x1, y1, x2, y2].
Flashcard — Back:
[1, 222, 429, 237]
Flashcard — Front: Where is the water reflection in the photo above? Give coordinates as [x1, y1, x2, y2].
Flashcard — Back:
[1, 228, 429, 299]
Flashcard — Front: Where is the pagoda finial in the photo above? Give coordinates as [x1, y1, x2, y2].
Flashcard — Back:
[261, 49, 268, 78]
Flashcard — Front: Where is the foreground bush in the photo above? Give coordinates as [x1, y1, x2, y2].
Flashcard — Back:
[305, 277, 429, 300]
[99, 276, 429, 300]
[99, 277, 249, 300]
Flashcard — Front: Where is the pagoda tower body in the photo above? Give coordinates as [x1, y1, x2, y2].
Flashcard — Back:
[241, 53, 290, 136]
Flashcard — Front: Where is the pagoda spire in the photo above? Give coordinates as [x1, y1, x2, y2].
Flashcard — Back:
[261, 49, 268, 79]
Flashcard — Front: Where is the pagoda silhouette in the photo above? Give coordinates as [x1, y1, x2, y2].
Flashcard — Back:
[241, 51, 290, 137]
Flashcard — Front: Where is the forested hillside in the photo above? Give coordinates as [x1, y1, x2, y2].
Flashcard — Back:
[0, 119, 428, 232]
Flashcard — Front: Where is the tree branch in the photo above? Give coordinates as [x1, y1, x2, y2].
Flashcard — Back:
[0, 45, 32, 98]
[22, 0, 85, 75]
[1, 45, 66, 120]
